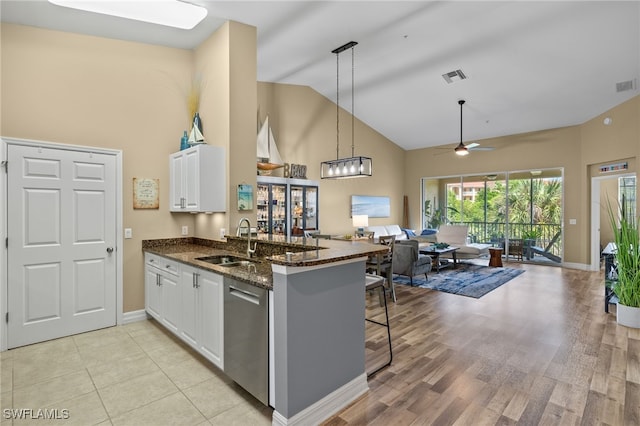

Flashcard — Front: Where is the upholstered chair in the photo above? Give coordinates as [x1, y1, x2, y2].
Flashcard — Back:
[393, 240, 432, 286]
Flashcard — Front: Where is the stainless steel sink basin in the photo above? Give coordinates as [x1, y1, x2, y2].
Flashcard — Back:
[195, 255, 254, 268]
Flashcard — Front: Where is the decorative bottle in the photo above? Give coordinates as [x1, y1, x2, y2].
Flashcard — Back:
[180, 130, 189, 150]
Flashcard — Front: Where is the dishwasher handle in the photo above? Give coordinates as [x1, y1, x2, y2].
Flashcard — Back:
[228, 285, 261, 305]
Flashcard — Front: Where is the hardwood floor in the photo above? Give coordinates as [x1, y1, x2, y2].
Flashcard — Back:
[325, 261, 639, 425]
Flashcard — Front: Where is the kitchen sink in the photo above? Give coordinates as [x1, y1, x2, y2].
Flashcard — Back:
[195, 255, 255, 268]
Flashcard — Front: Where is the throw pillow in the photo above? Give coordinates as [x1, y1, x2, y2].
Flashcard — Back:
[403, 228, 417, 237]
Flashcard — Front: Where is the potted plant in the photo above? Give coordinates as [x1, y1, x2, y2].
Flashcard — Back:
[423, 199, 458, 230]
[521, 228, 541, 260]
[607, 201, 640, 327]
[521, 228, 541, 245]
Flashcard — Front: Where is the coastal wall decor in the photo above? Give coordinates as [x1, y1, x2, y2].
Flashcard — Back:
[351, 195, 390, 218]
[237, 184, 253, 211]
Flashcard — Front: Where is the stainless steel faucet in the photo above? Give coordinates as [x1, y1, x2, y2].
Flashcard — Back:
[237, 217, 257, 258]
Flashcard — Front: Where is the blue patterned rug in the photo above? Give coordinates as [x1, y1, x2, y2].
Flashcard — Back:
[393, 263, 525, 298]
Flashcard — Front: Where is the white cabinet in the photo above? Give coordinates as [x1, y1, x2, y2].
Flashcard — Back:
[170, 144, 226, 213]
[145, 253, 225, 370]
[144, 254, 180, 335]
[180, 266, 224, 369]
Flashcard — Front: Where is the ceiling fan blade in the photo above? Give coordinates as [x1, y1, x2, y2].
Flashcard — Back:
[466, 142, 480, 149]
[469, 146, 495, 151]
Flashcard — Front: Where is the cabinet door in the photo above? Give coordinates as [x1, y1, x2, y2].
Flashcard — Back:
[145, 267, 162, 321]
[198, 270, 224, 369]
[160, 271, 180, 335]
[169, 152, 185, 211]
[304, 186, 318, 230]
[179, 267, 199, 350]
[184, 148, 200, 211]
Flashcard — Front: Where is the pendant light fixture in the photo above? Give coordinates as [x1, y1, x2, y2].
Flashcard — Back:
[454, 99, 469, 156]
[320, 41, 373, 179]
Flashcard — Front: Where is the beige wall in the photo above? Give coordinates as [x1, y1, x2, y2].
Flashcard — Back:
[0, 22, 256, 312]
[256, 82, 406, 235]
[193, 21, 258, 239]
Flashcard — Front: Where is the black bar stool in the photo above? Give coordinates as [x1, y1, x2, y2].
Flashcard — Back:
[365, 274, 392, 377]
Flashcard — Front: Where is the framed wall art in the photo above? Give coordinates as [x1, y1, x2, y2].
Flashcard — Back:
[351, 195, 390, 218]
[237, 184, 253, 211]
[133, 177, 159, 209]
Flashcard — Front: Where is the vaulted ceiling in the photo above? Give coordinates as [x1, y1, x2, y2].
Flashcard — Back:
[2, 1, 639, 150]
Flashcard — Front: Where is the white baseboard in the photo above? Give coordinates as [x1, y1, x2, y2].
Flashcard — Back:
[562, 262, 592, 271]
[272, 373, 368, 426]
[122, 309, 148, 325]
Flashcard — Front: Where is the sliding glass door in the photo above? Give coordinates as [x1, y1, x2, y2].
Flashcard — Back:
[422, 168, 563, 265]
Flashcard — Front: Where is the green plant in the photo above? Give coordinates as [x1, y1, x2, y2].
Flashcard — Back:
[424, 198, 458, 229]
[521, 228, 542, 241]
[607, 200, 640, 308]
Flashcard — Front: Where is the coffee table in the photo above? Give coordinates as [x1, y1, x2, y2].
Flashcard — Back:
[419, 246, 459, 272]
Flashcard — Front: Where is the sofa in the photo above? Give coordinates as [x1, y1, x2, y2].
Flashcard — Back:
[433, 225, 491, 260]
[364, 224, 408, 242]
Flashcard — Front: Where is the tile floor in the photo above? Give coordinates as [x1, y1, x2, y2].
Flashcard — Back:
[0, 319, 273, 425]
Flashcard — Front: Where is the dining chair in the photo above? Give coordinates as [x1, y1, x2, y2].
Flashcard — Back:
[366, 235, 396, 303]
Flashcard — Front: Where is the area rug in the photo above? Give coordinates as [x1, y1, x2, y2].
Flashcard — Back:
[393, 263, 525, 298]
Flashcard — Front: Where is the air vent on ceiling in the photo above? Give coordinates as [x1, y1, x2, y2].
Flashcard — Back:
[616, 79, 637, 92]
[442, 69, 467, 84]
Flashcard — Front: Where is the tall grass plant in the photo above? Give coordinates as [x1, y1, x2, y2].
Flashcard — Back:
[607, 200, 640, 308]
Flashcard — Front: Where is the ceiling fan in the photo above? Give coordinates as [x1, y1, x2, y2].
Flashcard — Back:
[448, 99, 495, 156]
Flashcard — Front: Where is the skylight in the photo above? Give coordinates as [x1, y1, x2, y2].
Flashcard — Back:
[48, 0, 208, 30]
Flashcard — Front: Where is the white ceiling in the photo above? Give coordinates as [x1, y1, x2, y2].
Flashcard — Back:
[2, 1, 639, 151]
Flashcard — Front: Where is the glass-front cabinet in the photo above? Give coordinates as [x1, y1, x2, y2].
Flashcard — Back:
[257, 176, 319, 237]
[257, 178, 287, 235]
[290, 185, 318, 236]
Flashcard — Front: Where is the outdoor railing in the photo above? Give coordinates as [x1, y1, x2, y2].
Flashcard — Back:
[456, 221, 562, 258]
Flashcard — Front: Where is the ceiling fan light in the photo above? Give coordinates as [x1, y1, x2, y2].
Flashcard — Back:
[454, 143, 469, 156]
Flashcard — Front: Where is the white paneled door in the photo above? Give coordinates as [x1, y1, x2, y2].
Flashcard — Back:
[7, 144, 117, 348]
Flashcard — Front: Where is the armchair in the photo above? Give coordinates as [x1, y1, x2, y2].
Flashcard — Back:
[393, 240, 432, 286]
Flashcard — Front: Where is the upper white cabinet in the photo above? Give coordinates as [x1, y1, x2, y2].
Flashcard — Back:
[170, 144, 226, 212]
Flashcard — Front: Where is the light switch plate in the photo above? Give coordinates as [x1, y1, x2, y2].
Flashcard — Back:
[569, 219, 577, 225]
[124, 228, 132, 239]
[182, 226, 188, 235]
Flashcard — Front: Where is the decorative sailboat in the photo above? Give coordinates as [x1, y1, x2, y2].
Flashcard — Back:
[187, 125, 205, 145]
[188, 113, 205, 145]
[257, 116, 284, 174]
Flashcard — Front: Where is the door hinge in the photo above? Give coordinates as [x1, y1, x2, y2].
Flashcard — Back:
[1, 161, 6, 173]
[5, 312, 8, 323]
[5, 237, 7, 249]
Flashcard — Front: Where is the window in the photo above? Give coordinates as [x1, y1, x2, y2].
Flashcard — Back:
[619, 176, 636, 225]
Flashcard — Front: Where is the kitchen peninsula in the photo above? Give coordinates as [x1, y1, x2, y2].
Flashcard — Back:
[142, 235, 388, 425]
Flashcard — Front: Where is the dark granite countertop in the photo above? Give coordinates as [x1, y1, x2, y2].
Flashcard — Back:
[142, 236, 387, 290]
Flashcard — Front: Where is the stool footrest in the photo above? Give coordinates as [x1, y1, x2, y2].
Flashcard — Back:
[365, 273, 392, 378]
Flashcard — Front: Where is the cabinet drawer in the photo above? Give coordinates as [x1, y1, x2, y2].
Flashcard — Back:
[145, 253, 180, 276]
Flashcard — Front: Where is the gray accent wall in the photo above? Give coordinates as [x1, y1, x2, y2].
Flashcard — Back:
[273, 260, 366, 418]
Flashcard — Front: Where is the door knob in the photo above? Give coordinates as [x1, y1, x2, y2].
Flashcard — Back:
[106, 247, 114, 253]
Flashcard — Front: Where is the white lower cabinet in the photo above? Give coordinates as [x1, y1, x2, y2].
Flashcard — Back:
[145, 254, 224, 370]
[180, 265, 224, 369]
[144, 254, 180, 335]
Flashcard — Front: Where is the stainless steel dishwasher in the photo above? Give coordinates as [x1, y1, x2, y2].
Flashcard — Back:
[223, 277, 269, 405]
